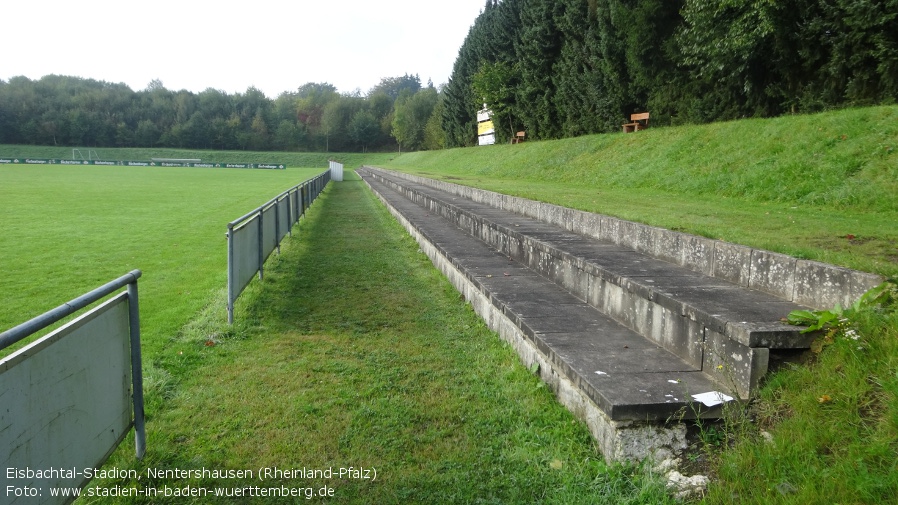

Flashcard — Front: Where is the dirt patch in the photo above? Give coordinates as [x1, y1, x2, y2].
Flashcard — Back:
[808, 235, 898, 270]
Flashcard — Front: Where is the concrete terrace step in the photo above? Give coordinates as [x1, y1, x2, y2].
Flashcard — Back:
[358, 167, 884, 461]
[360, 167, 739, 411]
[358, 167, 858, 461]
[360, 167, 815, 399]
[365, 173, 722, 418]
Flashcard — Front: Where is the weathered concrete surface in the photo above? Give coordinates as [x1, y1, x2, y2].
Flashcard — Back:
[363, 167, 824, 398]
[367, 167, 882, 310]
[360, 171, 700, 461]
[358, 166, 883, 462]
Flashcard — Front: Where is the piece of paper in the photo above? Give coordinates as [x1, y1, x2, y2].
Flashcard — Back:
[692, 391, 734, 407]
[594, 371, 608, 376]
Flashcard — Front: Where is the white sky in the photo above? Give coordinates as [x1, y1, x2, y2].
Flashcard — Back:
[1, 0, 487, 97]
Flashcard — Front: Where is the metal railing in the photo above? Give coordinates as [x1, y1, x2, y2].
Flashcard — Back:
[227, 170, 331, 323]
[1, 270, 146, 504]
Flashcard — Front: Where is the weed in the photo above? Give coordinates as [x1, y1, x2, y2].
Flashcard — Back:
[786, 279, 898, 352]
[703, 280, 898, 504]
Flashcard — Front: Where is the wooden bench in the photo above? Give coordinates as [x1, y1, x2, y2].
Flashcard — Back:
[622, 112, 649, 133]
[510, 131, 526, 144]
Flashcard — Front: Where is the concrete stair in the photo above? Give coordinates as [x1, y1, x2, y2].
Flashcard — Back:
[357, 167, 881, 461]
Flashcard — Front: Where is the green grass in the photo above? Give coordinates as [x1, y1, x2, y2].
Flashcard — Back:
[703, 306, 898, 504]
[82, 172, 675, 504]
[0, 164, 325, 353]
[376, 106, 898, 277]
[4, 106, 897, 503]
[366, 106, 898, 502]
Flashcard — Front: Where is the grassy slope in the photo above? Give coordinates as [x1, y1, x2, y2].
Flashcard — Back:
[706, 306, 898, 504]
[376, 106, 898, 277]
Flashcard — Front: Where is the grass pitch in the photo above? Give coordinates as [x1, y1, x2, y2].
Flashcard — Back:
[0, 164, 324, 353]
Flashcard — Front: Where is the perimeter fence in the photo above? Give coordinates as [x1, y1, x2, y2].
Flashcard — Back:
[227, 169, 332, 323]
[0, 271, 146, 504]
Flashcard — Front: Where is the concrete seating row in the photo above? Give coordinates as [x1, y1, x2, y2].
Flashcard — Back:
[357, 166, 882, 460]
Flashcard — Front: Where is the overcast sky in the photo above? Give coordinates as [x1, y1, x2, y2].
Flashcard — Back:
[1, 0, 487, 97]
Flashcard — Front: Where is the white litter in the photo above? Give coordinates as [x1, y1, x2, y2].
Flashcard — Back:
[595, 371, 608, 376]
[692, 391, 735, 407]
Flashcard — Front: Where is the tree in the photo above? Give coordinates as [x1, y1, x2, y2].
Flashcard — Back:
[295, 82, 339, 151]
[369, 74, 422, 102]
[677, 0, 782, 119]
[321, 95, 363, 152]
[392, 87, 439, 152]
[134, 119, 160, 147]
[472, 61, 521, 142]
[422, 97, 446, 150]
[248, 110, 270, 150]
[348, 110, 380, 152]
[366, 91, 396, 147]
[514, 0, 563, 139]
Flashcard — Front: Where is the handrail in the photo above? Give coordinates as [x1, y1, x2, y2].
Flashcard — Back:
[0, 269, 142, 350]
[0, 269, 146, 461]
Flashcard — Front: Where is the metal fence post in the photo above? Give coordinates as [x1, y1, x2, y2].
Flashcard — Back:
[257, 208, 264, 280]
[128, 281, 146, 460]
[227, 224, 236, 325]
[225, 170, 329, 324]
[275, 196, 282, 255]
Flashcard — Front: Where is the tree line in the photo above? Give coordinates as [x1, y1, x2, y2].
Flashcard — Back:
[4, 0, 896, 153]
[442, 0, 898, 146]
[0, 74, 444, 153]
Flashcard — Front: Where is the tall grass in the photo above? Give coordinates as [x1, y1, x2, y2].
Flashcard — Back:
[704, 306, 898, 504]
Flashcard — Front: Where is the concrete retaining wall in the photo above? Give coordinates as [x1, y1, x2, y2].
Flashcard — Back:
[364, 167, 882, 310]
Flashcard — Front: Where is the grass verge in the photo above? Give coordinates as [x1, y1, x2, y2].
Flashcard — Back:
[84, 172, 676, 504]
[701, 300, 898, 504]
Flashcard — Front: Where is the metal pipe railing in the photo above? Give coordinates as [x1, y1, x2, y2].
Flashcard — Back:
[226, 170, 331, 324]
[0, 269, 142, 350]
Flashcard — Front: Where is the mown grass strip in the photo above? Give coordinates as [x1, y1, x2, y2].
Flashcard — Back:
[88, 172, 677, 504]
